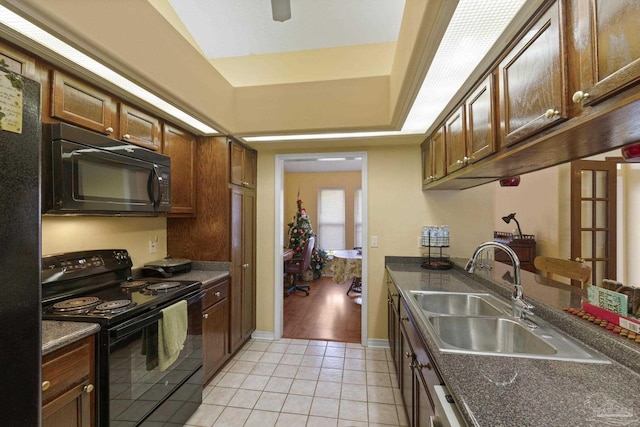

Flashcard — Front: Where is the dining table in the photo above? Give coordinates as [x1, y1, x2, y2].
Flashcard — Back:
[331, 249, 362, 303]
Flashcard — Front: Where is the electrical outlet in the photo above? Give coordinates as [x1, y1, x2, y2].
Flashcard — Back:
[371, 236, 378, 248]
[149, 240, 157, 254]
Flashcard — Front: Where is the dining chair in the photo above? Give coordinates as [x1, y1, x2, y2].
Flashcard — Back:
[285, 236, 315, 296]
[533, 256, 592, 288]
[346, 246, 363, 296]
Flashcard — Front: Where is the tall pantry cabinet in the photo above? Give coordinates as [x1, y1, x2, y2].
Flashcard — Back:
[167, 136, 257, 380]
[229, 140, 257, 353]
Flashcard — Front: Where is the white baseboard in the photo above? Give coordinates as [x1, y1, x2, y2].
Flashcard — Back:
[250, 331, 389, 349]
[366, 338, 390, 348]
[251, 331, 275, 341]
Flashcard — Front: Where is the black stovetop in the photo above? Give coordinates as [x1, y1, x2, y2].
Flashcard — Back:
[41, 249, 201, 326]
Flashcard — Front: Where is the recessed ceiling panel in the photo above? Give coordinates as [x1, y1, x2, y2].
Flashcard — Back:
[168, 0, 405, 59]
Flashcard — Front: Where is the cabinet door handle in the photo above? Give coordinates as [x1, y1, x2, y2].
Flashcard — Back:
[416, 361, 432, 370]
[203, 313, 209, 319]
[572, 90, 590, 104]
[400, 316, 409, 322]
[242, 263, 249, 268]
[544, 109, 560, 119]
[105, 127, 114, 134]
[214, 291, 221, 297]
[42, 381, 50, 391]
[123, 133, 131, 140]
[83, 384, 94, 394]
[405, 351, 412, 359]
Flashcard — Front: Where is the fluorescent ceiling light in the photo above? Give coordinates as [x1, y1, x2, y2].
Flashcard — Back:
[245, 130, 410, 142]
[0, 5, 218, 135]
[318, 157, 346, 161]
[402, 0, 527, 133]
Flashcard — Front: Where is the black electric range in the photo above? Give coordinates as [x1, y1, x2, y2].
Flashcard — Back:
[41, 249, 201, 326]
[41, 249, 204, 427]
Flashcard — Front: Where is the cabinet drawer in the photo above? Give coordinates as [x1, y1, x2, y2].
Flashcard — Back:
[42, 338, 92, 404]
[203, 279, 228, 308]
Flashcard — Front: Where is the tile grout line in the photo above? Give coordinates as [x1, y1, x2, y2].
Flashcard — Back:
[188, 338, 407, 427]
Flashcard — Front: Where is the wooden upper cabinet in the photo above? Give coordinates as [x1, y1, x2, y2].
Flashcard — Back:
[118, 103, 161, 151]
[498, 0, 566, 147]
[431, 126, 446, 181]
[421, 140, 432, 186]
[0, 41, 35, 78]
[570, 0, 640, 107]
[230, 139, 256, 188]
[445, 106, 467, 174]
[51, 70, 114, 135]
[162, 124, 196, 216]
[466, 74, 496, 163]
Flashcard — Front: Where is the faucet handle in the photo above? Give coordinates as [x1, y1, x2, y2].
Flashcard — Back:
[512, 296, 535, 318]
[513, 297, 534, 310]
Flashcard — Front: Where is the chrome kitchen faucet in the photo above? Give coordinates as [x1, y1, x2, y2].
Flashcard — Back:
[465, 241, 534, 322]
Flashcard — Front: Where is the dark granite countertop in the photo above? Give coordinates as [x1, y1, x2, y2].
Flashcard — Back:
[386, 257, 640, 427]
[169, 261, 231, 286]
[42, 262, 231, 354]
[42, 321, 100, 355]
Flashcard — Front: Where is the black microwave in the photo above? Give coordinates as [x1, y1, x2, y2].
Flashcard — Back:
[42, 123, 171, 215]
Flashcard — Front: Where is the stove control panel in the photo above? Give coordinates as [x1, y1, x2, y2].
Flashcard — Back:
[42, 249, 133, 284]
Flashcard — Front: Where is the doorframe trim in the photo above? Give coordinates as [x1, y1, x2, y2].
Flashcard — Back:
[273, 152, 368, 345]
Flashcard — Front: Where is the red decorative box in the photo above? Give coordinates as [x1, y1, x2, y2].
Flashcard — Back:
[582, 301, 640, 333]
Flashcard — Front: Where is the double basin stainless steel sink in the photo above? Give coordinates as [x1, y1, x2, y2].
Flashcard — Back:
[411, 291, 609, 364]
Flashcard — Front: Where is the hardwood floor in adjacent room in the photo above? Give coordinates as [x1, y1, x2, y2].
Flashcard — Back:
[283, 276, 361, 343]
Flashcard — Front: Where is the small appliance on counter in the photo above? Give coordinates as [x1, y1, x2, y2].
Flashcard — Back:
[143, 254, 192, 277]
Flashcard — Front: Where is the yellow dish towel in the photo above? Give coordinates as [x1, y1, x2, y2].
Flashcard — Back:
[158, 300, 188, 372]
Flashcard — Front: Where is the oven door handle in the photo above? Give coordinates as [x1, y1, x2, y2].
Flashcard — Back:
[110, 311, 163, 340]
[110, 289, 204, 340]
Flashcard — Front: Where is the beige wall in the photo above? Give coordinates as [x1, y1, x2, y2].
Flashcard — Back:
[255, 141, 495, 341]
[42, 217, 167, 268]
[493, 166, 562, 258]
[284, 171, 362, 250]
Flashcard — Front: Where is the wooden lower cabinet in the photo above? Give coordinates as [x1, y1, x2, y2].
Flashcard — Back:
[42, 335, 95, 427]
[203, 278, 231, 383]
[399, 299, 438, 426]
[388, 272, 459, 427]
[387, 274, 402, 383]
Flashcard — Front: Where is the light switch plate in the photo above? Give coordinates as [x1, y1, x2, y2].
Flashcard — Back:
[371, 236, 378, 248]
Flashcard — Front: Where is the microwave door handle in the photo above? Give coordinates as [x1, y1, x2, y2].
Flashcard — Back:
[149, 165, 163, 209]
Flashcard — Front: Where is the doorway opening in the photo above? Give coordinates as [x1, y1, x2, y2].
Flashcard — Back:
[274, 152, 368, 346]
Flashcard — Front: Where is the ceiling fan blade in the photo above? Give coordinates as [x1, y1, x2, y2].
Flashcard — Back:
[271, 0, 291, 22]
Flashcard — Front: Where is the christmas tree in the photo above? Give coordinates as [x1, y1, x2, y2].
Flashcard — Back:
[287, 196, 329, 279]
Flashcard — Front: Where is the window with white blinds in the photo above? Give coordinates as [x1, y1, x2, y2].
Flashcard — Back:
[354, 188, 363, 248]
[317, 188, 345, 250]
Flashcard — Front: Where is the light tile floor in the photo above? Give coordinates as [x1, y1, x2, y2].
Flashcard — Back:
[185, 338, 409, 427]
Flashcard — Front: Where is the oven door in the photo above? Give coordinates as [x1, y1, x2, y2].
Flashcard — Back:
[101, 290, 203, 427]
[51, 139, 171, 214]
